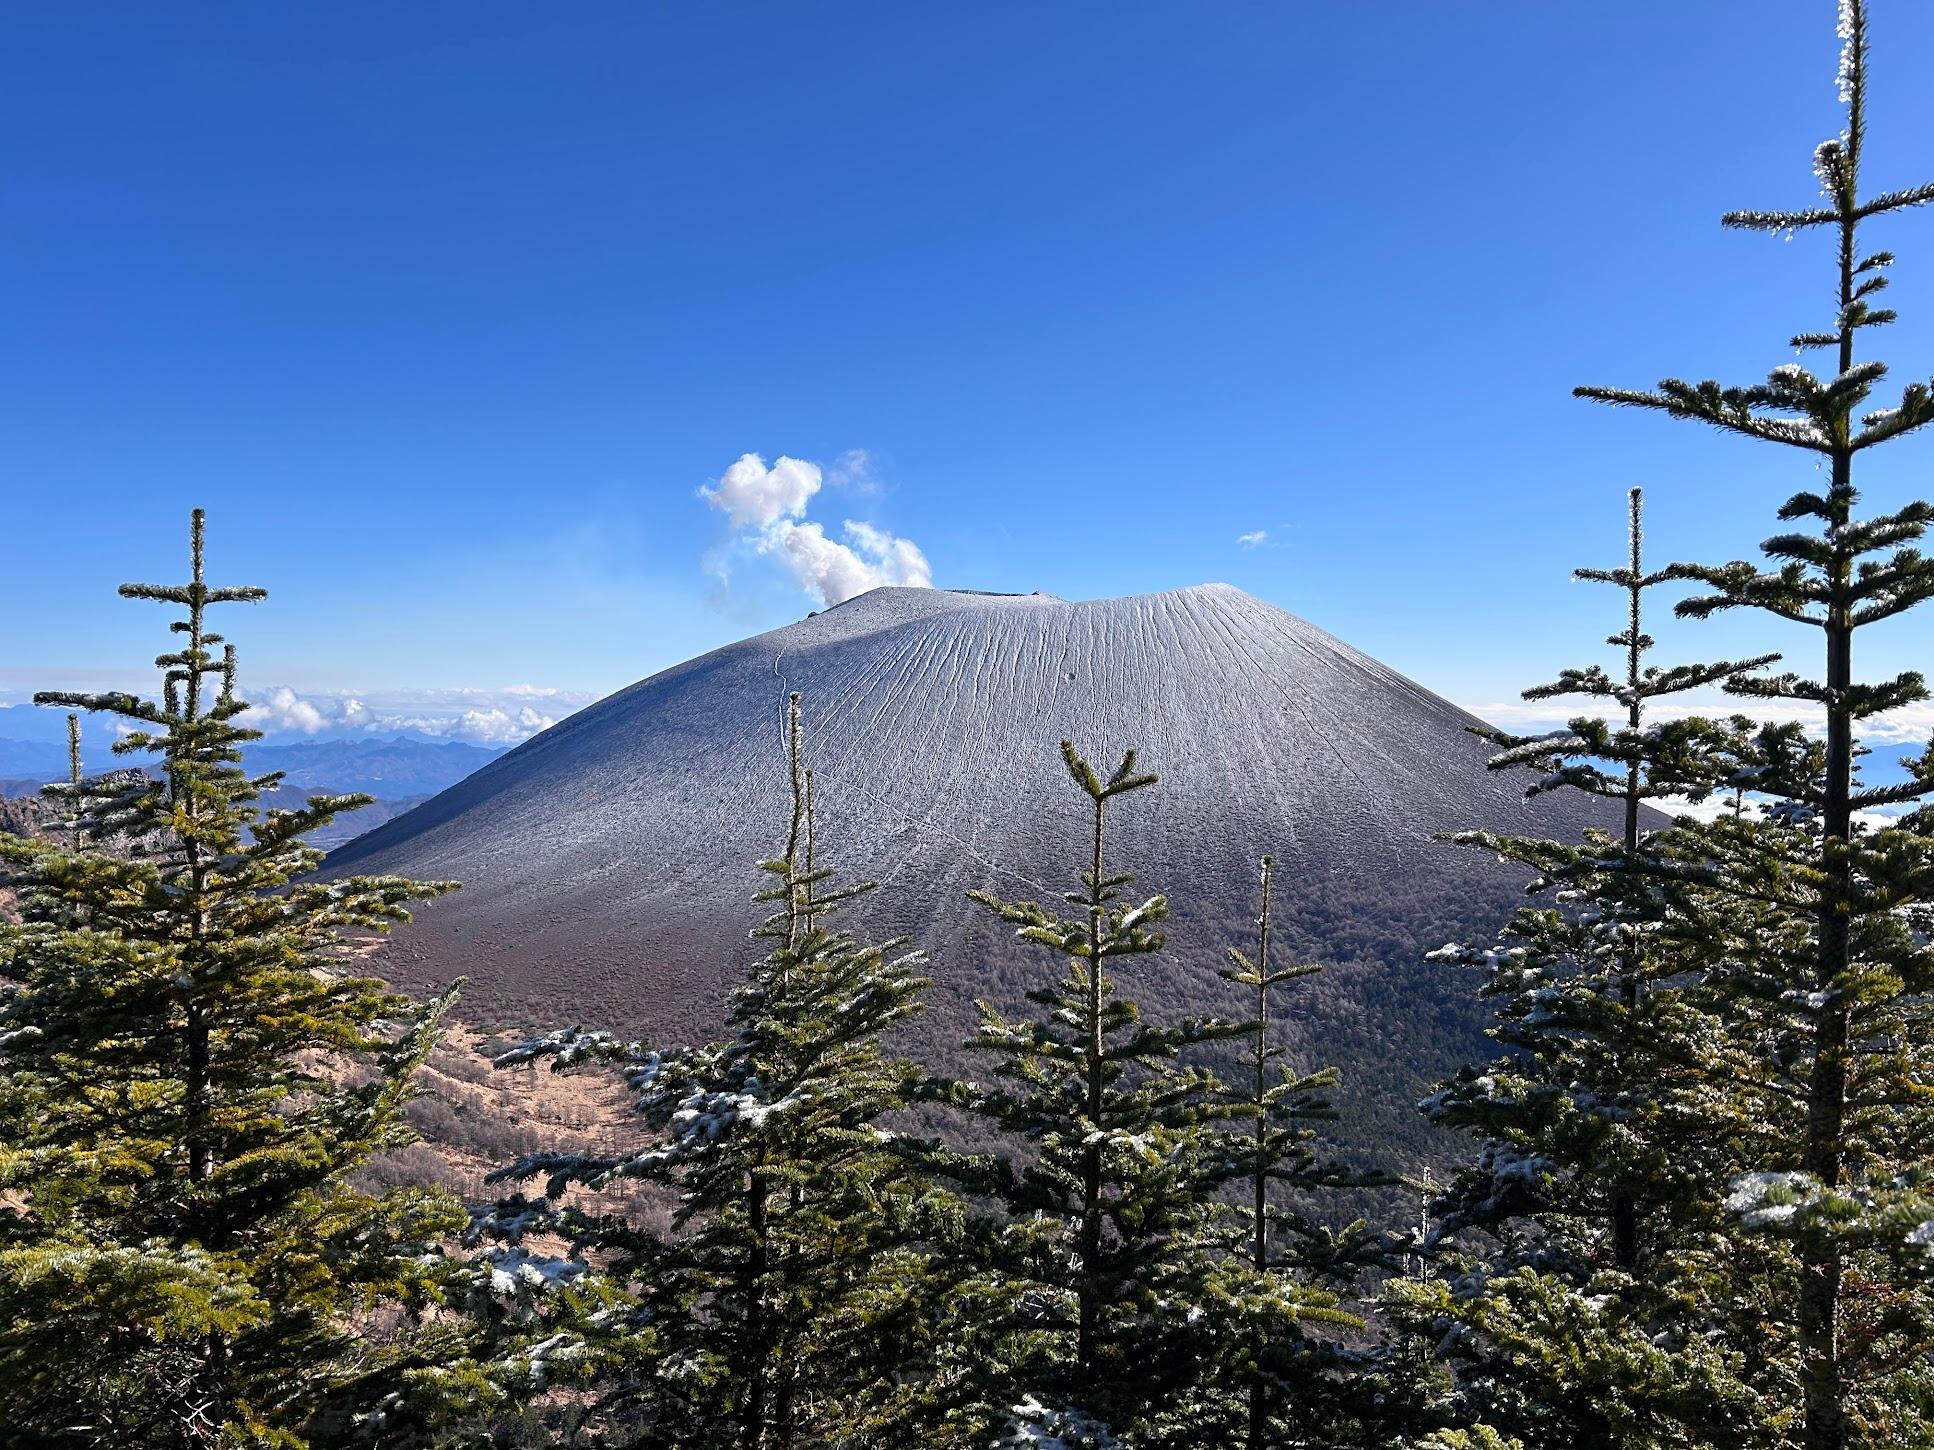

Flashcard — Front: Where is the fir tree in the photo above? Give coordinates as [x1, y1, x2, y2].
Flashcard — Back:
[476, 694, 967, 1447]
[1574, 4, 1934, 1444]
[935, 742, 1246, 1443]
[1394, 488, 1779, 1447]
[0, 509, 463, 1448]
[1206, 855, 1383, 1450]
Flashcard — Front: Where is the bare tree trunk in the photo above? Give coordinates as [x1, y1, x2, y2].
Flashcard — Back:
[1799, 604, 1853, 1450]
[1796, 179, 1862, 1450]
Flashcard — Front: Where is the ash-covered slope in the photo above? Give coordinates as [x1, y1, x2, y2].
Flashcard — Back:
[335, 585, 1605, 1160]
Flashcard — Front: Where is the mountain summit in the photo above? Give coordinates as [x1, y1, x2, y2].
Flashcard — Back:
[335, 584, 1609, 1155]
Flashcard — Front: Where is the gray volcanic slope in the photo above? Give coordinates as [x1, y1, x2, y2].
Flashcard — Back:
[334, 584, 1610, 1160]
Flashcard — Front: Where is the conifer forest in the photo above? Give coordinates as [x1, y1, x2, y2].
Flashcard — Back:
[5, 4, 1934, 1447]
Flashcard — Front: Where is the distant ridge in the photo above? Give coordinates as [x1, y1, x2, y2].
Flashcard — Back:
[334, 584, 1613, 1159]
[0, 736, 503, 847]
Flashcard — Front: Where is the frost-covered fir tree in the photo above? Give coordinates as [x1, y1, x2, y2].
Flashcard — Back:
[0, 509, 463, 1447]
[934, 743, 1248, 1444]
[1575, 4, 1934, 1445]
[1197, 855, 1386, 1450]
[1393, 489, 1782, 1446]
[476, 695, 970, 1448]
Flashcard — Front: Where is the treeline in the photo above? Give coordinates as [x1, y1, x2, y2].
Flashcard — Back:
[5, 3, 1934, 1446]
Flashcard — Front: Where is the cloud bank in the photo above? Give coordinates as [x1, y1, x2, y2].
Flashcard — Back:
[702, 452, 932, 607]
[238, 685, 590, 745]
[1470, 694, 1934, 748]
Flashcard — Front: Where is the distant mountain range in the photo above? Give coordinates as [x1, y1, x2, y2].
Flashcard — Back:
[0, 736, 506, 849]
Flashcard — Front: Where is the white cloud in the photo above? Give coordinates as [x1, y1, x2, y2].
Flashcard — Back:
[699, 453, 822, 530]
[702, 451, 934, 607]
[383, 704, 558, 745]
[470, 706, 557, 742]
[241, 686, 334, 734]
[1468, 694, 1934, 748]
[1658, 791, 1914, 835]
[1237, 530, 1268, 549]
[235, 685, 588, 746]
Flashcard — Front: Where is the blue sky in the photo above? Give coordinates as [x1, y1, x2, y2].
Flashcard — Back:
[4, 3, 1933, 747]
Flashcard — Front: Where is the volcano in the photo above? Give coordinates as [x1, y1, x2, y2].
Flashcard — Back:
[334, 584, 1607, 1160]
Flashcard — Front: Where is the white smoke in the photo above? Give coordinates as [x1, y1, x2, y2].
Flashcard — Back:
[700, 452, 824, 531]
[701, 451, 932, 607]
